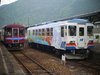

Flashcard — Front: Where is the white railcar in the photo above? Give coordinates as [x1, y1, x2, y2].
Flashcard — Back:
[27, 19, 94, 59]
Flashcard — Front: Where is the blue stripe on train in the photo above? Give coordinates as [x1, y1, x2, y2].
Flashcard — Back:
[66, 46, 76, 49]
[65, 46, 94, 49]
[5, 38, 25, 40]
[87, 46, 94, 49]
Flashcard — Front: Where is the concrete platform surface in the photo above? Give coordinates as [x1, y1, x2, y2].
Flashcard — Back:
[91, 43, 100, 53]
[88, 43, 100, 62]
[0, 42, 25, 75]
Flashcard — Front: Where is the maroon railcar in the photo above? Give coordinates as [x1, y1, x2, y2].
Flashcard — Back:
[1, 24, 25, 50]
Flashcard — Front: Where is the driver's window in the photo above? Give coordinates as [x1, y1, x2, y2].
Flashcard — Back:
[68, 26, 76, 36]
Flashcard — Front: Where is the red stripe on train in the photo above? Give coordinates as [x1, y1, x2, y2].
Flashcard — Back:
[66, 43, 76, 47]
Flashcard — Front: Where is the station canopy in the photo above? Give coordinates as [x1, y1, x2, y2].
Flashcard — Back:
[26, 10, 100, 29]
[52, 10, 100, 24]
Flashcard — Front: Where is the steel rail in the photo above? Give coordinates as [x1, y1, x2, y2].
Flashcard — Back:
[21, 51, 54, 75]
[12, 52, 33, 75]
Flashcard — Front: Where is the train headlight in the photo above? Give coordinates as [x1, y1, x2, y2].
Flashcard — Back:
[20, 44, 23, 47]
[70, 41, 75, 44]
[89, 40, 93, 43]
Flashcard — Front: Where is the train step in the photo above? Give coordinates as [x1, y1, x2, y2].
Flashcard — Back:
[64, 53, 88, 59]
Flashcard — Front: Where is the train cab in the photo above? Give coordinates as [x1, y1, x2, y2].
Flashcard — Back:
[1, 24, 25, 50]
[60, 19, 94, 59]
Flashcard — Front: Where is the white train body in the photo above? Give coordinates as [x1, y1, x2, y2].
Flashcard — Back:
[27, 19, 94, 59]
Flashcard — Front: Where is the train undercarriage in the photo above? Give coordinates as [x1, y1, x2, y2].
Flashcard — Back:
[29, 42, 90, 59]
[5, 43, 25, 50]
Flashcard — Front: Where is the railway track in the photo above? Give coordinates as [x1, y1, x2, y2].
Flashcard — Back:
[10, 47, 100, 75]
[11, 51, 54, 75]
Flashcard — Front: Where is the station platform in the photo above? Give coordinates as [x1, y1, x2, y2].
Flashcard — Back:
[0, 42, 25, 75]
[89, 43, 100, 62]
[91, 43, 100, 53]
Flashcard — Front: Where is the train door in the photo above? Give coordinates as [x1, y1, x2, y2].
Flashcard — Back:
[60, 25, 66, 49]
[64, 25, 67, 43]
[77, 25, 86, 48]
[12, 28, 19, 43]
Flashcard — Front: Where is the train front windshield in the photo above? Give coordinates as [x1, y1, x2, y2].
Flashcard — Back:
[20, 27, 25, 36]
[68, 26, 76, 36]
[5, 27, 12, 36]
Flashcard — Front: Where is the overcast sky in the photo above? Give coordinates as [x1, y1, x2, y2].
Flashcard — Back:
[0, 0, 18, 6]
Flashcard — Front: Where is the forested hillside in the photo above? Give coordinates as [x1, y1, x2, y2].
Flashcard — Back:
[0, 0, 100, 28]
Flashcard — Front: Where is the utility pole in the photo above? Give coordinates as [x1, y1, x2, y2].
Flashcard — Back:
[0, 0, 1, 5]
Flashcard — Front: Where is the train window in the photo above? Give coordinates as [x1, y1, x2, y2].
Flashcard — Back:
[37, 30, 39, 36]
[34, 30, 35, 36]
[95, 35, 99, 39]
[36, 30, 37, 36]
[29, 30, 30, 36]
[79, 27, 84, 36]
[6, 28, 11, 36]
[42, 29, 44, 36]
[46, 28, 49, 36]
[87, 26, 93, 36]
[28, 30, 30, 36]
[51, 28, 53, 36]
[61, 26, 64, 37]
[68, 26, 76, 36]
[33, 30, 35, 36]
[36, 30, 39, 36]
[14, 30, 17, 36]
[65, 26, 67, 36]
[20, 27, 25, 36]
[39, 29, 41, 36]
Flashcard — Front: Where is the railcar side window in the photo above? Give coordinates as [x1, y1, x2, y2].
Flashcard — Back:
[95, 35, 99, 39]
[42, 29, 44, 36]
[36, 30, 37, 36]
[6, 27, 11, 36]
[61, 26, 64, 37]
[46, 28, 49, 36]
[87, 26, 93, 36]
[51, 28, 53, 36]
[28, 30, 30, 36]
[33, 30, 35, 36]
[20, 27, 25, 36]
[68, 26, 76, 36]
[36, 30, 39, 36]
[79, 27, 84, 36]
[65, 26, 67, 36]
[39, 29, 41, 36]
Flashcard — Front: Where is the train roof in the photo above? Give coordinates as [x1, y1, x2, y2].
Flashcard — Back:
[3, 24, 25, 28]
[67, 19, 92, 23]
[27, 19, 92, 30]
[28, 21, 67, 30]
